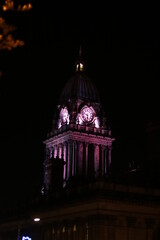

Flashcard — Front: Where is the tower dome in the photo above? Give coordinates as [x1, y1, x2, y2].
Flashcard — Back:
[59, 47, 100, 104]
[59, 72, 100, 104]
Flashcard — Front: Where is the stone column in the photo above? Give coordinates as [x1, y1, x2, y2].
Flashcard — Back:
[67, 140, 73, 178]
[49, 147, 53, 158]
[45, 147, 50, 160]
[63, 143, 67, 180]
[71, 141, 78, 176]
[78, 141, 83, 175]
[108, 145, 112, 175]
[101, 146, 105, 176]
[74, 141, 78, 175]
[94, 144, 99, 177]
[54, 145, 58, 158]
[72, 141, 75, 176]
[85, 143, 89, 176]
[104, 147, 108, 176]
[63, 143, 67, 181]
[58, 144, 62, 159]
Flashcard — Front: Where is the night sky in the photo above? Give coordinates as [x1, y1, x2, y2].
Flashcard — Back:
[0, 2, 160, 210]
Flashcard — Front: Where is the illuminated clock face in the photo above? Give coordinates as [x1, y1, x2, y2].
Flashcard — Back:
[81, 106, 94, 122]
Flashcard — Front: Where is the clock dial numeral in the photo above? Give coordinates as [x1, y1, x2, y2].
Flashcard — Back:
[81, 106, 94, 123]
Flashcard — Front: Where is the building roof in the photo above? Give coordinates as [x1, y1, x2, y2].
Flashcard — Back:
[59, 47, 100, 104]
[59, 71, 100, 104]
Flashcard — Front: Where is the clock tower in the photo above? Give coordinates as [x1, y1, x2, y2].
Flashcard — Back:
[42, 48, 115, 195]
[1, 48, 160, 240]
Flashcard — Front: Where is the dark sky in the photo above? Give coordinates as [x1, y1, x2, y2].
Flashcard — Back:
[0, 2, 160, 209]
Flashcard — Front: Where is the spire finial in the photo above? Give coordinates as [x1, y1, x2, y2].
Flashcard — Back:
[76, 45, 84, 72]
[79, 45, 82, 57]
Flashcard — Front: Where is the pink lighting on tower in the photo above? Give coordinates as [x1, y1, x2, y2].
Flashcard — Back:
[94, 117, 100, 128]
[41, 49, 115, 195]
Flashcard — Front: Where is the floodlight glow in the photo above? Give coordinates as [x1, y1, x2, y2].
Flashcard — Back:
[34, 217, 40, 222]
[22, 236, 32, 240]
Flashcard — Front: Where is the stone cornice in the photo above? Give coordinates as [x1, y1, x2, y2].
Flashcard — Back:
[44, 130, 114, 147]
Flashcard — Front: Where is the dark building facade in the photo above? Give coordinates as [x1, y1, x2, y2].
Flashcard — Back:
[1, 50, 160, 240]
